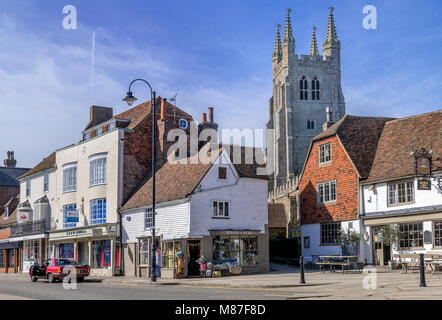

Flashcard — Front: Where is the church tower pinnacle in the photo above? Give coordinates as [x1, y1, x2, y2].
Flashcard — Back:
[282, 9, 295, 59]
[273, 24, 282, 60]
[323, 7, 341, 65]
[310, 26, 319, 56]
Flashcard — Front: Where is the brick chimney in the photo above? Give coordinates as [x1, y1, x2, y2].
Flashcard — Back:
[4, 151, 17, 168]
[322, 107, 334, 132]
[85, 106, 113, 130]
[198, 107, 219, 149]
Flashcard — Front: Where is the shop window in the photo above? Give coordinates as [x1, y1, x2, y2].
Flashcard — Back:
[320, 222, 341, 245]
[139, 239, 149, 265]
[388, 181, 414, 206]
[91, 240, 111, 269]
[162, 242, 180, 269]
[213, 236, 258, 266]
[63, 204, 78, 229]
[8, 249, 14, 267]
[0, 250, 4, 267]
[399, 223, 423, 248]
[212, 201, 229, 218]
[434, 222, 442, 247]
[24, 240, 41, 264]
[57, 243, 74, 259]
[90, 198, 106, 225]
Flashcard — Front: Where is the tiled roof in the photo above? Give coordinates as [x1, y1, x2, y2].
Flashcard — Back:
[312, 115, 394, 179]
[0, 195, 19, 227]
[121, 144, 268, 211]
[18, 152, 56, 180]
[113, 98, 193, 130]
[0, 167, 29, 186]
[365, 109, 442, 183]
[268, 203, 287, 228]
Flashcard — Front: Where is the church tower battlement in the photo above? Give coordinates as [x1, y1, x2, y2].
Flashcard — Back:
[267, 7, 346, 190]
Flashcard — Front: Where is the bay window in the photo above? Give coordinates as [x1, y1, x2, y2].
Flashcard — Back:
[213, 236, 259, 266]
[90, 198, 106, 225]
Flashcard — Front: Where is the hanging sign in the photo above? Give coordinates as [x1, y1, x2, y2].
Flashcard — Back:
[416, 155, 432, 176]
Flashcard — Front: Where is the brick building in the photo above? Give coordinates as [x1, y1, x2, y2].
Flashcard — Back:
[299, 113, 392, 259]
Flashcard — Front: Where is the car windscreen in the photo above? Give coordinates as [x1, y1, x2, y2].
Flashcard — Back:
[56, 259, 79, 266]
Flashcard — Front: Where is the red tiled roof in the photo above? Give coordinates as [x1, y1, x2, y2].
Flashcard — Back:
[365, 109, 442, 183]
[311, 115, 394, 179]
[18, 152, 56, 180]
[268, 203, 287, 228]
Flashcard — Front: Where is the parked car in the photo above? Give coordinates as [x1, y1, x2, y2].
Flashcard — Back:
[29, 258, 90, 283]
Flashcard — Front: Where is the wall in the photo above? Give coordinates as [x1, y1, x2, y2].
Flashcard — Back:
[55, 129, 121, 229]
[300, 136, 359, 225]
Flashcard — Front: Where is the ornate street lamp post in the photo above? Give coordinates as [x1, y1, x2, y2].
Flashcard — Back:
[123, 79, 157, 282]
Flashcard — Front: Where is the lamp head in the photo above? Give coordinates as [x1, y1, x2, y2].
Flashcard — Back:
[123, 91, 137, 106]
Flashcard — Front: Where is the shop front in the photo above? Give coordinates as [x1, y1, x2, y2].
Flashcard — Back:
[0, 241, 20, 273]
[48, 223, 120, 276]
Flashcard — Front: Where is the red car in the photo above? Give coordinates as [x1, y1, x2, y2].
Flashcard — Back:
[29, 258, 90, 283]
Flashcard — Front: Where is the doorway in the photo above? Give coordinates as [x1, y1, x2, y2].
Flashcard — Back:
[187, 240, 200, 277]
[373, 227, 391, 266]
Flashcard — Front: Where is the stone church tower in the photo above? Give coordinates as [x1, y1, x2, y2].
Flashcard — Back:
[267, 8, 345, 238]
[267, 8, 345, 190]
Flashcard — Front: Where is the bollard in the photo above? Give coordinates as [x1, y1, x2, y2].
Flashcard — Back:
[419, 253, 426, 287]
[300, 256, 306, 284]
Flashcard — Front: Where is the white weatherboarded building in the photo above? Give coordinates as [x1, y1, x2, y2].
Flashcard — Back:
[120, 144, 269, 278]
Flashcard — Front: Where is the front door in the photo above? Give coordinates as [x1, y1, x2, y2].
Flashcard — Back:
[187, 240, 201, 277]
[373, 227, 391, 266]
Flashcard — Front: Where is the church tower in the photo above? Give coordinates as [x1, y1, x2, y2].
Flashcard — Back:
[266, 8, 346, 190]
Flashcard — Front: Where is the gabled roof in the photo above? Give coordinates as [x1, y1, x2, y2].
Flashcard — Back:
[0, 195, 19, 227]
[268, 203, 287, 228]
[308, 115, 394, 179]
[365, 109, 442, 183]
[0, 166, 30, 187]
[18, 152, 56, 180]
[112, 98, 193, 130]
[121, 144, 268, 211]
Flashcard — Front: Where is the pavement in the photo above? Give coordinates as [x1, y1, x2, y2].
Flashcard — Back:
[2, 263, 442, 299]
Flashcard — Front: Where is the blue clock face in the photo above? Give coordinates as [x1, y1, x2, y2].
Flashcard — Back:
[179, 119, 188, 129]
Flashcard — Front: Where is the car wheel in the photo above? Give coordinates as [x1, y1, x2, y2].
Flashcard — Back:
[77, 277, 84, 283]
[48, 273, 55, 283]
[30, 276, 38, 282]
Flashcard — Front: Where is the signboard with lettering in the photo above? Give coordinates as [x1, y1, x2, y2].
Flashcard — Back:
[416, 156, 432, 176]
[418, 178, 431, 190]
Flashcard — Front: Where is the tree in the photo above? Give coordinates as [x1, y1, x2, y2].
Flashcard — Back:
[379, 225, 403, 247]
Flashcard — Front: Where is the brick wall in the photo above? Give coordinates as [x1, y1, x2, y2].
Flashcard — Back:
[299, 135, 359, 225]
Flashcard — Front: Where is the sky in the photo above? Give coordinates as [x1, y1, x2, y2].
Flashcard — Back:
[0, 0, 441, 168]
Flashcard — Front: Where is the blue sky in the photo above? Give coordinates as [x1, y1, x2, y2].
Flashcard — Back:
[0, 0, 441, 168]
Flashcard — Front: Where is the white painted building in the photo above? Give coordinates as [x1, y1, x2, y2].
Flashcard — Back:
[120, 144, 269, 278]
[360, 110, 442, 265]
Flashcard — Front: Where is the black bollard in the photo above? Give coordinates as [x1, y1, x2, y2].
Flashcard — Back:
[419, 253, 426, 287]
[300, 256, 306, 284]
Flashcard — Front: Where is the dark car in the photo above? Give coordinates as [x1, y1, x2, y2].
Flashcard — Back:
[29, 258, 90, 283]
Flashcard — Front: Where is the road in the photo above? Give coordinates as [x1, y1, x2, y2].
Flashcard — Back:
[0, 278, 301, 300]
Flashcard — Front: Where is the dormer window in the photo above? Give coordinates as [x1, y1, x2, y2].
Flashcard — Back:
[96, 127, 103, 136]
[218, 167, 227, 180]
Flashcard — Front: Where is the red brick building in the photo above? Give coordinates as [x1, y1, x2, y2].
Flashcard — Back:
[299, 114, 393, 258]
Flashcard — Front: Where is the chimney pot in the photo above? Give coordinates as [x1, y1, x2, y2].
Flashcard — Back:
[161, 98, 167, 120]
[208, 107, 214, 123]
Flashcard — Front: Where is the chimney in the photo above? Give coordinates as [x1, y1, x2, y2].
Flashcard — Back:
[4, 151, 17, 168]
[160, 98, 167, 120]
[322, 107, 334, 132]
[202, 113, 207, 123]
[86, 106, 113, 130]
[208, 107, 214, 123]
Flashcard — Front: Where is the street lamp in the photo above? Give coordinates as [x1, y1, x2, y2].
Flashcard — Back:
[123, 79, 157, 282]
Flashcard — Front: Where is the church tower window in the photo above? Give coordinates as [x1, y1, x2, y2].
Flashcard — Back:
[307, 120, 315, 129]
[300, 76, 308, 100]
[312, 77, 320, 100]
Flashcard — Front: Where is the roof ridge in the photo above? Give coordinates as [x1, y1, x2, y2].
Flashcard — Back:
[385, 109, 442, 124]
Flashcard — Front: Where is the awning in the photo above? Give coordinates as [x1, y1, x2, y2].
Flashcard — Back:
[8, 233, 47, 242]
[0, 241, 20, 249]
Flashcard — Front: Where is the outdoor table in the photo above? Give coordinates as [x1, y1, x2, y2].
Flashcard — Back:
[317, 255, 359, 273]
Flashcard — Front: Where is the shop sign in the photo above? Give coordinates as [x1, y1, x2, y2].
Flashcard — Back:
[66, 230, 87, 236]
[416, 155, 432, 176]
[211, 230, 260, 236]
[418, 178, 431, 190]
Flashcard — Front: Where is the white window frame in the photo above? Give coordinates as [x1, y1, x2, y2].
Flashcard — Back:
[63, 204, 78, 229]
[90, 198, 106, 225]
[388, 180, 414, 206]
[63, 163, 77, 193]
[89, 154, 107, 187]
[319, 143, 332, 165]
[144, 208, 153, 230]
[317, 180, 337, 204]
[43, 173, 49, 193]
[26, 180, 31, 197]
[212, 201, 230, 218]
